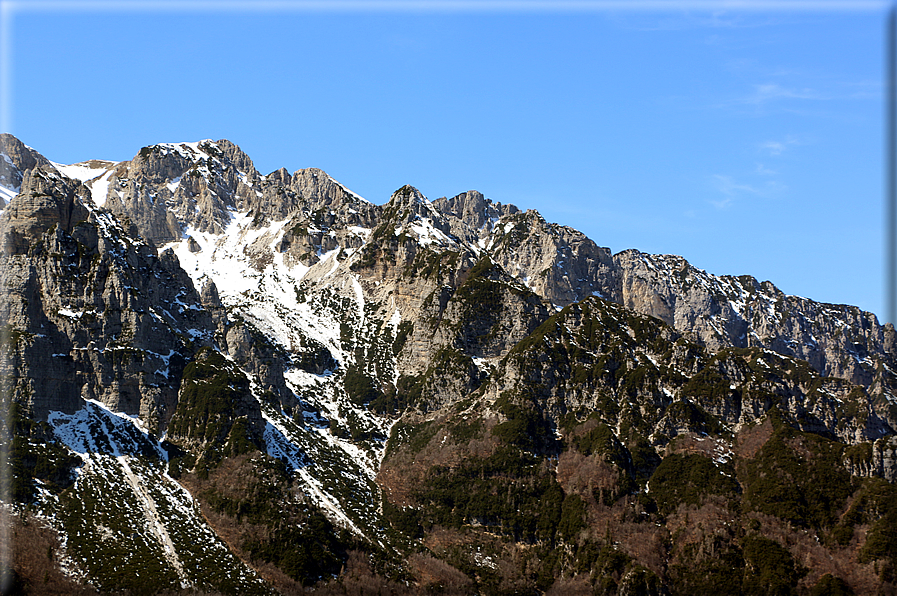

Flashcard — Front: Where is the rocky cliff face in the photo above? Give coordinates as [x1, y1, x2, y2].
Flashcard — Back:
[486, 208, 621, 306]
[610, 250, 896, 388]
[101, 140, 261, 244]
[0, 133, 53, 207]
[0, 163, 214, 425]
[5, 134, 897, 596]
[33, 135, 894, 407]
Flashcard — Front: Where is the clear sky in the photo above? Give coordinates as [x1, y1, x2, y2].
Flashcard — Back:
[1, 1, 890, 321]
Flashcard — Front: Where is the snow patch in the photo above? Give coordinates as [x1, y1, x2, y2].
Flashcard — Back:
[52, 161, 115, 184]
[166, 176, 182, 194]
[408, 218, 451, 247]
[0, 183, 17, 204]
[89, 169, 116, 206]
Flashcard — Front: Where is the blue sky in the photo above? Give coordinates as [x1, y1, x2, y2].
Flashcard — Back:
[1, 1, 890, 321]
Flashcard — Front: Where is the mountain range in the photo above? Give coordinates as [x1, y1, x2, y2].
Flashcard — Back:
[3, 133, 897, 595]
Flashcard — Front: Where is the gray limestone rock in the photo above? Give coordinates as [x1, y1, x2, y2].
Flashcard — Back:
[1, 167, 90, 254]
[0, 133, 54, 207]
[103, 140, 261, 245]
[4, 132, 894, 447]
[0, 162, 215, 429]
[430, 190, 519, 246]
[486, 209, 619, 307]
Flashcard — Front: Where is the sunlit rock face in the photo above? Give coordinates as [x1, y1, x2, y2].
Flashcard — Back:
[5, 134, 897, 596]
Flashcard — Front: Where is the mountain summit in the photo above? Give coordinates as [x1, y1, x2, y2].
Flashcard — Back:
[3, 134, 897, 595]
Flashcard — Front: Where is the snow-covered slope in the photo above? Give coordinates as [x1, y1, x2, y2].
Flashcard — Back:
[162, 206, 395, 537]
[53, 160, 119, 207]
[42, 400, 270, 593]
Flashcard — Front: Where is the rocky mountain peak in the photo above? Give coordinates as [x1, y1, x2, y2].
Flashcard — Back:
[380, 184, 443, 225]
[1, 165, 91, 254]
[102, 139, 263, 245]
[265, 166, 292, 185]
[286, 167, 369, 214]
[388, 184, 428, 206]
[0, 133, 54, 206]
[207, 138, 257, 174]
[431, 190, 519, 236]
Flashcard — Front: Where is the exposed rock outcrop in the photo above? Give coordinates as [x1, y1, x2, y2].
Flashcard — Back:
[0, 133, 54, 207]
[7, 134, 897, 596]
[0, 160, 214, 427]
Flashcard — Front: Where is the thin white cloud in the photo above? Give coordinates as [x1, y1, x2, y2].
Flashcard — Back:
[839, 79, 882, 100]
[711, 174, 758, 208]
[710, 83, 839, 114]
[744, 82, 827, 104]
[761, 141, 787, 155]
[0, 0, 884, 134]
[612, 11, 790, 32]
[755, 163, 776, 175]
[710, 173, 785, 208]
[759, 135, 801, 155]
[716, 60, 882, 113]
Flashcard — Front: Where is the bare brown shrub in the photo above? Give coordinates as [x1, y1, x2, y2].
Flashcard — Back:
[10, 512, 98, 595]
[406, 552, 472, 594]
[544, 573, 592, 596]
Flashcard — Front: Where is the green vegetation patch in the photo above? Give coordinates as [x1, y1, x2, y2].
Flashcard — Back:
[670, 548, 747, 596]
[670, 535, 802, 596]
[368, 374, 425, 416]
[573, 540, 632, 594]
[344, 365, 382, 407]
[449, 417, 483, 443]
[404, 249, 460, 281]
[201, 456, 357, 588]
[451, 256, 529, 342]
[558, 493, 587, 542]
[810, 574, 854, 596]
[663, 400, 726, 436]
[571, 421, 637, 501]
[244, 509, 350, 585]
[166, 348, 263, 468]
[385, 420, 438, 457]
[415, 447, 571, 544]
[574, 422, 627, 464]
[828, 477, 897, 581]
[392, 320, 413, 355]
[59, 465, 181, 594]
[377, 349, 478, 414]
[740, 419, 854, 529]
[382, 499, 423, 540]
[7, 401, 81, 503]
[492, 393, 558, 454]
[648, 453, 739, 515]
[741, 534, 805, 594]
[682, 366, 734, 402]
